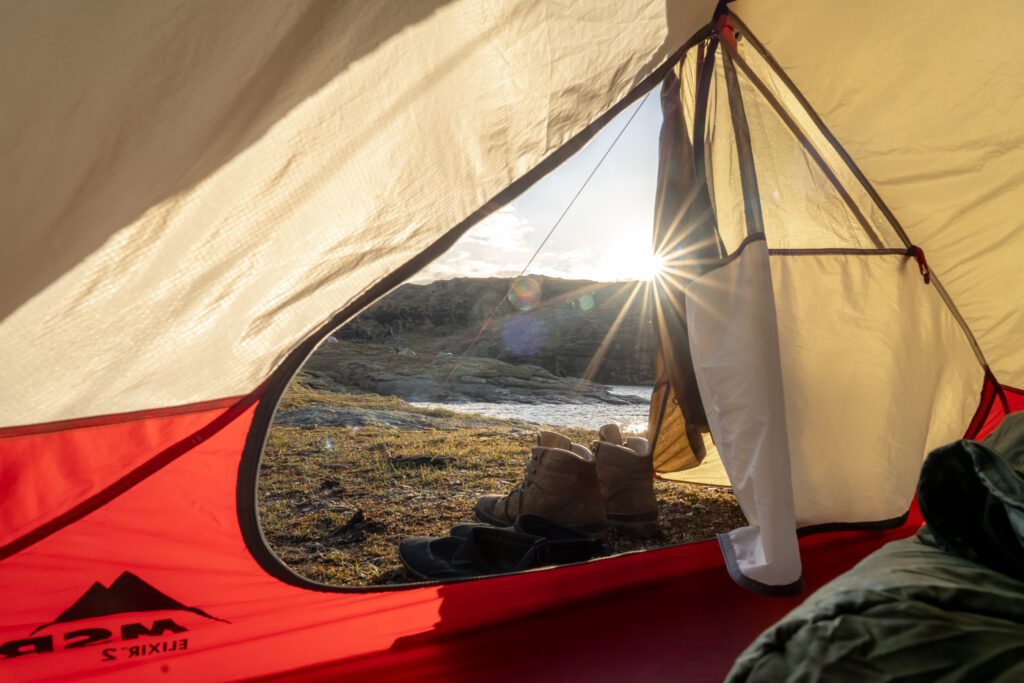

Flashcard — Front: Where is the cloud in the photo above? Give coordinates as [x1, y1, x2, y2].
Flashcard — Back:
[527, 247, 599, 279]
[461, 209, 536, 252]
[411, 204, 652, 283]
[412, 248, 521, 281]
[412, 206, 536, 282]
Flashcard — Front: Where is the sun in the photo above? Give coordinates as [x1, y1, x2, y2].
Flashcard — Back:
[603, 235, 666, 281]
[614, 249, 663, 281]
[637, 251, 665, 281]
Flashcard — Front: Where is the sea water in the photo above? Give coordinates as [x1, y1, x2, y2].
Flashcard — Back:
[410, 385, 653, 433]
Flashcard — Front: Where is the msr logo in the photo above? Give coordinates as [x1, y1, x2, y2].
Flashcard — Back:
[1, 572, 228, 659]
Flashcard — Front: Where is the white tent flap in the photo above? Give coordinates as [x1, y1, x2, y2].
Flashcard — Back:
[687, 238, 802, 591]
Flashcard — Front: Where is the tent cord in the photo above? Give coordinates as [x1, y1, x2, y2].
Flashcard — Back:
[438, 90, 653, 393]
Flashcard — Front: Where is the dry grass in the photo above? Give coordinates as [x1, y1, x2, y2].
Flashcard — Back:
[278, 380, 439, 413]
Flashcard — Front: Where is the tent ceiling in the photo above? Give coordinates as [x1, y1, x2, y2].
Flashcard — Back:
[0, 0, 715, 428]
[733, 0, 1024, 387]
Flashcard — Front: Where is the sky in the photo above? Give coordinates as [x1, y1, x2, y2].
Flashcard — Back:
[413, 91, 663, 283]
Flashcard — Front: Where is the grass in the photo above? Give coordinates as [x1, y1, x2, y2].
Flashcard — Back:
[258, 386, 745, 587]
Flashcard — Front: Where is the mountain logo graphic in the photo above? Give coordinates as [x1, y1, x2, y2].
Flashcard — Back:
[31, 571, 229, 634]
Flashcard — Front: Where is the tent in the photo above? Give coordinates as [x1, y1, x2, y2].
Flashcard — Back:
[2, 1, 1022, 680]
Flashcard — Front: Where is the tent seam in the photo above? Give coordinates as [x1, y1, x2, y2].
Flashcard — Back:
[0, 387, 263, 563]
[0, 395, 245, 439]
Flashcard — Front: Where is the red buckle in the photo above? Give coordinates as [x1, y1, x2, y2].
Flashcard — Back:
[908, 245, 931, 284]
[716, 14, 738, 51]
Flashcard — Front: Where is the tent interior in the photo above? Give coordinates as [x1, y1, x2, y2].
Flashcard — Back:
[2, 1, 1024, 681]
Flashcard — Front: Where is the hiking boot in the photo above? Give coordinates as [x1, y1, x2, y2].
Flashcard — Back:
[593, 424, 660, 538]
[474, 431, 607, 538]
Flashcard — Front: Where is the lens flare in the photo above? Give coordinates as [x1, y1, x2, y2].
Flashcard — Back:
[502, 313, 547, 356]
[508, 276, 542, 311]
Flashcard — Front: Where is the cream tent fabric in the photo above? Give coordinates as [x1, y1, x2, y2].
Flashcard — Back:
[733, 0, 1024, 387]
[0, 0, 715, 428]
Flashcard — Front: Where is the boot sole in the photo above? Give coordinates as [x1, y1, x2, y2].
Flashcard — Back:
[474, 501, 608, 540]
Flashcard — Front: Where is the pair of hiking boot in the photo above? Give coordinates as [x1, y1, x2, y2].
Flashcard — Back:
[474, 424, 660, 540]
[398, 514, 605, 580]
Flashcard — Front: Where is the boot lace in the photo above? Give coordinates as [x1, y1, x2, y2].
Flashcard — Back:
[508, 454, 539, 495]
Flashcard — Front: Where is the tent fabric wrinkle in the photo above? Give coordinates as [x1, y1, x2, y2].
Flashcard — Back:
[0, 401, 237, 552]
[0, 389, 263, 562]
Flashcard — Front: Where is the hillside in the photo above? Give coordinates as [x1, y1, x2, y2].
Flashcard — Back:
[336, 275, 657, 385]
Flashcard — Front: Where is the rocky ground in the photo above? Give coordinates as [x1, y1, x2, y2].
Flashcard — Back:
[301, 339, 649, 406]
[259, 381, 745, 587]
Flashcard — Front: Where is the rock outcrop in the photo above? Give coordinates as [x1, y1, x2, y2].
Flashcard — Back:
[303, 341, 649, 406]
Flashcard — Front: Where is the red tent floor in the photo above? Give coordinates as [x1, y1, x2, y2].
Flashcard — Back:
[254, 525, 915, 683]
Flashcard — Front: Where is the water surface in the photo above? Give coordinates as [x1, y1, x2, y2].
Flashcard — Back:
[411, 385, 653, 433]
